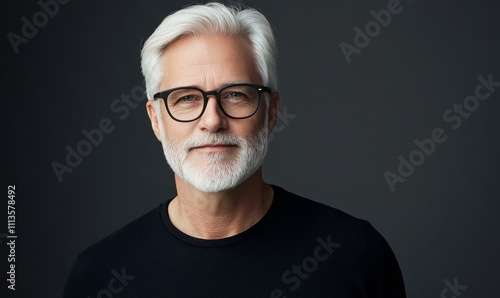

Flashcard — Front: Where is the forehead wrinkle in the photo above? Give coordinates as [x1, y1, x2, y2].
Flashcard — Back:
[161, 34, 260, 90]
[166, 63, 251, 90]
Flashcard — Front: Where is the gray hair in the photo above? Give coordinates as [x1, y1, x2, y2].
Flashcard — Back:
[140, 2, 278, 102]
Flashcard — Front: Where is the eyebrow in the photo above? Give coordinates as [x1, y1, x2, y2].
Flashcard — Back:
[158, 81, 253, 94]
[189, 81, 250, 90]
[222, 80, 247, 86]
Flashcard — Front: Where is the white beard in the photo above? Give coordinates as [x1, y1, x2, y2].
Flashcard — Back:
[158, 116, 269, 193]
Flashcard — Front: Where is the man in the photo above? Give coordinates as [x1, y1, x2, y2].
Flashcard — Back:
[64, 2, 406, 297]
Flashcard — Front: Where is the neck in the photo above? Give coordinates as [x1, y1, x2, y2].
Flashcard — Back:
[168, 168, 273, 239]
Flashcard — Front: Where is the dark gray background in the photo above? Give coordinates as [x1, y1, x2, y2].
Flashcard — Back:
[2, 0, 499, 297]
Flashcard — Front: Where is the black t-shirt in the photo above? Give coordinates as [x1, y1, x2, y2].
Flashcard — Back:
[64, 185, 406, 297]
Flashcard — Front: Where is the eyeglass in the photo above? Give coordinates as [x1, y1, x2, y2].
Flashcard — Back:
[153, 83, 272, 122]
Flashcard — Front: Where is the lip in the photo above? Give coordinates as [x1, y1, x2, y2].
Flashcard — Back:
[192, 144, 237, 151]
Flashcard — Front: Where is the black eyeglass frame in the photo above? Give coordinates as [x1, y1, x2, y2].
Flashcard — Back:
[153, 83, 272, 122]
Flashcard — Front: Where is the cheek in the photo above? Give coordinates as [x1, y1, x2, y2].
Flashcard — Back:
[162, 117, 192, 140]
[166, 127, 192, 142]
[255, 104, 269, 128]
[231, 117, 265, 138]
[243, 105, 268, 134]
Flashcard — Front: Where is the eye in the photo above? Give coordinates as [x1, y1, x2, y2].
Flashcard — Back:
[179, 95, 195, 102]
[221, 90, 251, 101]
[167, 90, 203, 106]
[228, 92, 244, 98]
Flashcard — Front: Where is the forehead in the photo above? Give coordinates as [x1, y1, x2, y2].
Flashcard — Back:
[160, 34, 261, 89]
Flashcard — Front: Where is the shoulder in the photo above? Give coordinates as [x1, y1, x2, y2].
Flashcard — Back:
[76, 204, 163, 266]
[273, 185, 371, 231]
[64, 204, 165, 297]
[271, 185, 392, 255]
[272, 186, 405, 294]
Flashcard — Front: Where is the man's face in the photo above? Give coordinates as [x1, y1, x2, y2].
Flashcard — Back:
[147, 34, 278, 192]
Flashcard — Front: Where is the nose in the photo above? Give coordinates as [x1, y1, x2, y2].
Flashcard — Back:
[197, 95, 228, 132]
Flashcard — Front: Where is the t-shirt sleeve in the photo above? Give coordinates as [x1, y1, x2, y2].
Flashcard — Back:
[360, 223, 406, 298]
[63, 254, 101, 298]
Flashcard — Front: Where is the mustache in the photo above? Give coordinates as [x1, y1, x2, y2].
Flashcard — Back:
[184, 133, 243, 150]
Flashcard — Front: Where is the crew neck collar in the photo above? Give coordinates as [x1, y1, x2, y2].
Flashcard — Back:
[160, 185, 281, 247]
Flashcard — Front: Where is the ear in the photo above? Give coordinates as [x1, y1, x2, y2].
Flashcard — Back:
[267, 91, 280, 134]
[146, 100, 163, 142]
